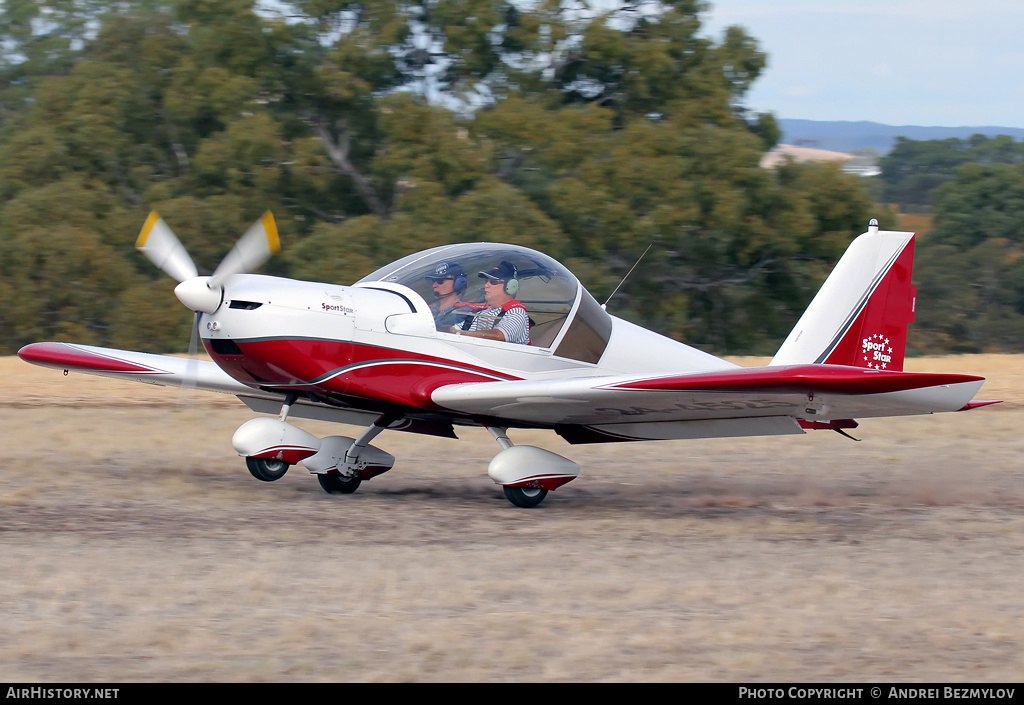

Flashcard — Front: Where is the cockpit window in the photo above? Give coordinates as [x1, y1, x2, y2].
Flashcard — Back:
[553, 288, 612, 364]
[358, 243, 579, 347]
[357, 242, 612, 361]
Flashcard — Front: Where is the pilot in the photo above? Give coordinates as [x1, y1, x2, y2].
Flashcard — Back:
[451, 260, 530, 345]
[424, 261, 475, 331]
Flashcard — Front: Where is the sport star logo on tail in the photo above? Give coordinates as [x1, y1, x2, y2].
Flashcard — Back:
[861, 333, 894, 369]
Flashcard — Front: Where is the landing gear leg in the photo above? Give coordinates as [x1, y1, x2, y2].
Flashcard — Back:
[344, 413, 397, 469]
[308, 413, 399, 495]
[279, 392, 298, 422]
[487, 426, 514, 450]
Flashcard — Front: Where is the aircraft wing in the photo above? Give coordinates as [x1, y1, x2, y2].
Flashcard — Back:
[18, 341, 265, 396]
[16, 342, 456, 435]
[431, 364, 990, 443]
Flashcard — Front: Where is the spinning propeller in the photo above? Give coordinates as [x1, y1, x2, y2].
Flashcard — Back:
[135, 211, 279, 399]
[136, 210, 280, 313]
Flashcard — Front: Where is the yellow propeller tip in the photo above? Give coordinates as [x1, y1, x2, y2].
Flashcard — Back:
[137, 211, 161, 248]
[261, 211, 281, 254]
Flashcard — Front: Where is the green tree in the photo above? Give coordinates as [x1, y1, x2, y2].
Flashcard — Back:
[879, 134, 1024, 211]
[910, 161, 1024, 353]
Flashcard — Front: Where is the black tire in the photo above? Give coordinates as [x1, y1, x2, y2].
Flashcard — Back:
[317, 473, 362, 495]
[503, 485, 548, 508]
[246, 457, 290, 482]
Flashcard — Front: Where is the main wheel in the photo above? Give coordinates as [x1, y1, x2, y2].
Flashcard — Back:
[503, 485, 548, 508]
[317, 473, 362, 495]
[246, 457, 290, 482]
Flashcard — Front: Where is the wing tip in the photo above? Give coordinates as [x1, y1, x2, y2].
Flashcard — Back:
[957, 400, 1002, 411]
[18, 341, 65, 365]
[18, 341, 164, 375]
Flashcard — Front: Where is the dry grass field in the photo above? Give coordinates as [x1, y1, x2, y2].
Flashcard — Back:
[1, 354, 1022, 682]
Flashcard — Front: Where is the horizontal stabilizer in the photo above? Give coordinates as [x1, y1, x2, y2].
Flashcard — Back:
[432, 364, 987, 429]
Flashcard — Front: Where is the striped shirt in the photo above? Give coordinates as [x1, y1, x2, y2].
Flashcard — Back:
[469, 303, 530, 345]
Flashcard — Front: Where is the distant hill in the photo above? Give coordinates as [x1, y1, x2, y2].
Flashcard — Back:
[778, 119, 1024, 155]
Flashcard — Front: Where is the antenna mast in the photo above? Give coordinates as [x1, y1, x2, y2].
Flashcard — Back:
[602, 243, 653, 310]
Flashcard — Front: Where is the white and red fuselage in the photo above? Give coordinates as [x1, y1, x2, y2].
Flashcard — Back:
[198, 273, 733, 421]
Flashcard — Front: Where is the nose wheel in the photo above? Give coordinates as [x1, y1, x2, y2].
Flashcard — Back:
[317, 473, 362, 494]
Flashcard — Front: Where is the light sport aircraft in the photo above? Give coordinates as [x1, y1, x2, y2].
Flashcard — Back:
[19, 214, 996, 508]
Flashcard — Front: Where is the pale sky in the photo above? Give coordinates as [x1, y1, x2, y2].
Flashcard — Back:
[700, 0, 1024, 127]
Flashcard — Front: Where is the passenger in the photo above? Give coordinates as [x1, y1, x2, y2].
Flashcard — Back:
[424, 261, 475, 331]
[450, 261, 530, 345]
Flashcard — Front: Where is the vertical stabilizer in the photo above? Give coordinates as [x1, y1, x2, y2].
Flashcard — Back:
[771, 222, 916, 371]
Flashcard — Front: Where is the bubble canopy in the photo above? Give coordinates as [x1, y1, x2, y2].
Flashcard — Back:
[357, 242, 612, 363]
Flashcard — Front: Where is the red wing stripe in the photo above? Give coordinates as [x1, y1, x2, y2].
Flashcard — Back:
[18, 342, 168, 375]
[608, 364, 985, 396]
[507, 473, 578, 482]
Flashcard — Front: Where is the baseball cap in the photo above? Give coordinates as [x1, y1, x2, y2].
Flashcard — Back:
[425, 261, 465, 281]
[478, 260, 517, 282]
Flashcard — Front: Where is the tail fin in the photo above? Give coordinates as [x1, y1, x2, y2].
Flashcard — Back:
[771, 221, 916, 371]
